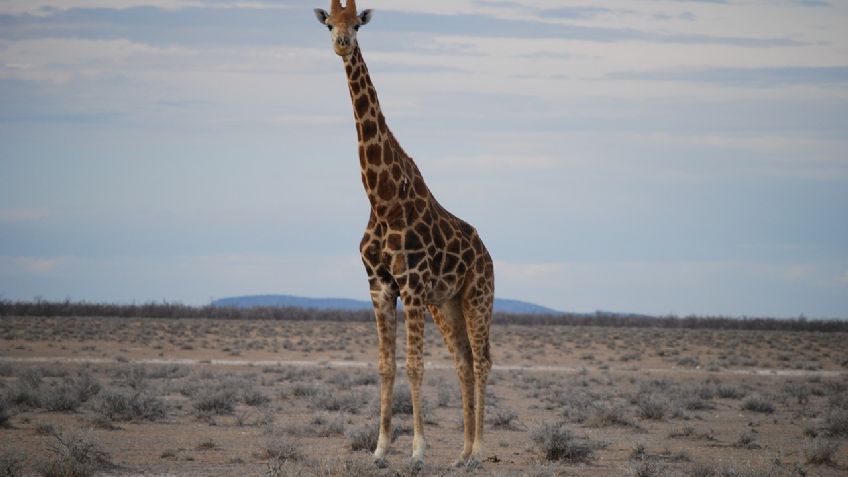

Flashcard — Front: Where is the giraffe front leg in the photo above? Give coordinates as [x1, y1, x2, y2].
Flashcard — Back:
[369, 285, 398, 462]
[374, 350, 395, 461]
[404, 305, 426, 465]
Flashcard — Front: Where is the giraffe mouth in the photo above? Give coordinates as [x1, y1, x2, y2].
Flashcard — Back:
[334, 45, 354, 57]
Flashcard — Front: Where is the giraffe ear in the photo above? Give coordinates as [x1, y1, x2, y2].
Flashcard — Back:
[359, 9, 374, 26]
[314, 8, 329, 25]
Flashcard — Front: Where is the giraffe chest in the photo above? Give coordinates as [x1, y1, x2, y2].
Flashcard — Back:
[361, 209, 472, 303]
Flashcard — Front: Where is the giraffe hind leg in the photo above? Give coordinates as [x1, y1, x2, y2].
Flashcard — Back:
[431, 300, 475, 465]
[462, 275, 494, 463]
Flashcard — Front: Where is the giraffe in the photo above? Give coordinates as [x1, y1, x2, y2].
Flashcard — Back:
[314, 0, 495, 467]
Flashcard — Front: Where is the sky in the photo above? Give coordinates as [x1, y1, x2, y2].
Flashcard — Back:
[1, 0, 847, 318]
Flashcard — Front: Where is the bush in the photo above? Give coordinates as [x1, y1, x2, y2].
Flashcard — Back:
[0, 399, 10, 428]
[308, 454, 377, 477]
[309, 414, 345, 437]
[488, 408, 520, 430]
[824, 409, 848, 437]
[93, 390, 167, 422]
[803, 437, 839, 466]
[585, 402, 634, 427]
[689, 461, 762, 477]
[637, 396, 668, 420]
[733, 430, 758, 449]
[39, 427, 111, 477]
[346, 424, 379, 452]
[193, 389, 237, 415]
[628, 459, 669, 477]
[784, 383, 810, 404]
[390, 386, 414, 415]
[263, 437, 301, 462]
[0, 451, 24, 477]
[242, 388, 270, 407]
[716, 385, 745, 399]
[44, 374, 102, 413]
[741, 395, 774, 414]
[7, 376, 42, 409]
[313, 391, 363, 414]
[529, 422, 597, 462]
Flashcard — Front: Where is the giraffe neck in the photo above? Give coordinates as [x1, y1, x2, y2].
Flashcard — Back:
[343, 46, 427, 213]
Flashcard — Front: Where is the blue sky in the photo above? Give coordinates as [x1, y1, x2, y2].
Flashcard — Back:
[1, 0, 846, 318]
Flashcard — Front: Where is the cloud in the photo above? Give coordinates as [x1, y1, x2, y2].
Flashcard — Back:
[431, 154, 560, 173]
[0, 256, 63, 274]
[0, 38, 194, 82]
[610, 66, 848, 87]
[0, 207, 51, 221]
[0, 1, 293, 16]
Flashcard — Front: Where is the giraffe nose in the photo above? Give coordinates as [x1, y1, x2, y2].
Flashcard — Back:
[336, 36, 351, 47]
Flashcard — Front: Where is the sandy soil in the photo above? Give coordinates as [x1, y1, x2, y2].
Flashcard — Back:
[1, 316, 846, 476]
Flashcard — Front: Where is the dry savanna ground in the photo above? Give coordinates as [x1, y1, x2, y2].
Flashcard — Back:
[0, 316, 847, 476]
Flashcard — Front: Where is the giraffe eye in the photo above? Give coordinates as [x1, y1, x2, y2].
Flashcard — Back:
[327, 24, 333, 31]
[353, 25, 360, 31]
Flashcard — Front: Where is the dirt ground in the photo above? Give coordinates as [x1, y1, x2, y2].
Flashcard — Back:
[0, 316, 846, 476]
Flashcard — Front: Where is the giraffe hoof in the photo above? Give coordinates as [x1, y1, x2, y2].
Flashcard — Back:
[406, 458, 424, 473]
[464, 458, 482, 470]
[373, 456, 388, 468]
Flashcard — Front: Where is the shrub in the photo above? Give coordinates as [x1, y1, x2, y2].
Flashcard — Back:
[314, 390, 363, 414]
[346, 424, 379, 452]
[733, 430, 759, 449]
[390, 386, 414, 415]
[39, 427, 111, 477]
[741, 395, 775, 414]
[488, 408, 520, 430]
[263, 437, 302, 477]
[682, 397, 714, 411]
[263, 436, 301, 461]
[716, 385, 745, 399]
[242, 388, 270, 407]
[7, 379, 42, 408]
[93, 390, 167, 422]
[628, 459, 668, 477]
[803, 437, 839, 466]
[309, 454, 377, 477]
[668, 425, 715, 441]
[689, 460, 766, 477]
[824, 409, 848, 437]
[0, 451, 24, 477]
[529, 422, 597, 462]
[0, 399, 10, 428]
[193, 389, 237, 415]
[44, 374, 102, 413]
[637, 396, 668, 420]
[196, 438, 218, 451]
[784, 383, 810, 404]
[585, 402, 634, 428]
[309, 414, 345, 437]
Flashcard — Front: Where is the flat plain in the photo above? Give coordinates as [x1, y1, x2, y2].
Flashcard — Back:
[1, 316, 846, 476]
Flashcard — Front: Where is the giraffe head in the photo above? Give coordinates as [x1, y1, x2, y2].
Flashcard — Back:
[314, 0, 373, 57]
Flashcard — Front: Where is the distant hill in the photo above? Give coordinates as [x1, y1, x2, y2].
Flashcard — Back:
[212, 294, 560, 315]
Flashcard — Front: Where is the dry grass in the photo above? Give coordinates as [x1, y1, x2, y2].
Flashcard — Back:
[0, 315, 846, 476]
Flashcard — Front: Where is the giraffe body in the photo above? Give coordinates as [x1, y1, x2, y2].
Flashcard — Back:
[315, 1, 495, 466]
